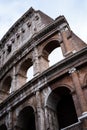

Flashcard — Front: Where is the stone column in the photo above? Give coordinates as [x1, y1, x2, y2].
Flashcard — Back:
[7, 110, 13, 130]
[69, 67, 87, 127]
[39, 54, 49, 73]
[44, 106, 50, 130]
[32, 46, 49, 75]
[36, 90, 45, 130]
[15, 73, 27, 90]
[13, 109, 20, 130]
[2, 50, 5, 65]
[44, 106, 59, 130]
[32, 47, 40, 77]
[11, 67, 16, 92]
[0, 55, 1, 68]
[60, 28, 71, 56]
[0, 90, 9, 103]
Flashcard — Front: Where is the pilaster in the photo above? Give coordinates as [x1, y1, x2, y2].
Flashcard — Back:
[6, 110, 13, 130]
[69, 67, 87, 128]
[36, 90, 45, 130]
[44, 106, 59, 130]
[11, 67, 16, 92]
[32, 47, 40, 77]
[60, 28, 71, 55]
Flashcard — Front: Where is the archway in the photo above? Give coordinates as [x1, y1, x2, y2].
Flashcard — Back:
[0, 124, 7, 130]
[18, 58, 33, 86]
[43, 40, 64, 68]
[26, 66, 33, 82]
[49, 47, 64, 67]
[2, 76, 12, 93]
[17, 106, 36, 130]
[47, 87, 78, 129]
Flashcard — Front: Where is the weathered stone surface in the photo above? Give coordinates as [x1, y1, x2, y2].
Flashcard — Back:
[0, 7, 87, 130]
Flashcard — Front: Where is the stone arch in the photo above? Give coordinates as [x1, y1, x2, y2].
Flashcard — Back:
[42, 39, 63, 68]
[0, 124, 7, 130]
[46, 86, 78, 130]
[16, 103, 36, 117]
[42, 39, 60, 58]
[44, 84, 74, 108]
[18, 58, 32, 77]
[2, 75, 12, 93]
[83, 73, 87, 87]
[17, 58, 33, 87]
[52, 84, 75, 93]
[16, 106, 36, 130]
[42, 38, 60, 50]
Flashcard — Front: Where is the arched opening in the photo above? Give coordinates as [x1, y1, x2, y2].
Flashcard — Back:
[47, 87, 78, 129]
[19, 58, 33, 86]
[0, 124, 7, 130]
[17, 106, 36, 130]
[49, 47, 64, 67]
[2, 76, 12, 93]
[43, 40, 64, 68]
[26, 66, 33, 82]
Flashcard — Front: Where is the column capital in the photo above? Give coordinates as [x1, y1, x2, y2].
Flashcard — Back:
[57, 23, 67, 31]
[69, 67, 76, 74]
[35, 88, 40, 94]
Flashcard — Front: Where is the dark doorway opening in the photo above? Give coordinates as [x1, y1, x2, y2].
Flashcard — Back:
[47, 87, 78, 129]
[57, 89, 78, 129]
[17, 106, 36, 130]
[0, 124, 7, 130]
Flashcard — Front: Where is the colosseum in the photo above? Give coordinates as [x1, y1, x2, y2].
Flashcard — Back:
[0, 7, 87, 130]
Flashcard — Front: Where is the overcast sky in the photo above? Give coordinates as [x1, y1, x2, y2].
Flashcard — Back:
[0, 0, 87, 43]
